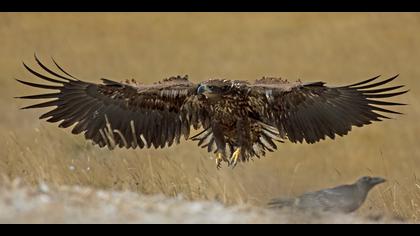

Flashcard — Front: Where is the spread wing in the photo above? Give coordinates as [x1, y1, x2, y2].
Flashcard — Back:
[249, 76, 408, 144]
[16, 56, 203, 149]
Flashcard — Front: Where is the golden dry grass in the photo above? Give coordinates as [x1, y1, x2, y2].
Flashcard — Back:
[1, 13, 420, 223]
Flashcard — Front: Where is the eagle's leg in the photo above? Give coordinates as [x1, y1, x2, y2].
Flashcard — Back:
[228, 147, 242, 168]
[210, 121, 229, 169]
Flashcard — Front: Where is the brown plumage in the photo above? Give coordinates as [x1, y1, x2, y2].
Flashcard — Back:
[16, 56, 408, 168]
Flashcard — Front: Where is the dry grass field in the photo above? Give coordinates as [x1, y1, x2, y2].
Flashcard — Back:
[0, 13, 419, 223]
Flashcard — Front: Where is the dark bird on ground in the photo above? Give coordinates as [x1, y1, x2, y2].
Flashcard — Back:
[16, 56, 408, 168]
[268, 176, 386, 213]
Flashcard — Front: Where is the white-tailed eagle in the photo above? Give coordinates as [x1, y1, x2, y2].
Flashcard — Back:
[16, 56, 408, 168]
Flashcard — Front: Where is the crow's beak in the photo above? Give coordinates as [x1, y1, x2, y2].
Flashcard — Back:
[372, 177, 386, 185]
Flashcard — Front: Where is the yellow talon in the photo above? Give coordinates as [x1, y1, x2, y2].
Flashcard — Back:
[229, 148, 241, 168]
[215, 152, 224, 169]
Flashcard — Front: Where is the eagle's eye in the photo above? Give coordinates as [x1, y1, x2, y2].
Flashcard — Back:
[197, 84, 214, 94]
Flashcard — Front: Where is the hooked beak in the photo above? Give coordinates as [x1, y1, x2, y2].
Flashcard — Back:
[197, 84, 210, 95]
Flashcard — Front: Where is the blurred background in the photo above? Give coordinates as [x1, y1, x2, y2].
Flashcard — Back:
[0, 13, 419, 221]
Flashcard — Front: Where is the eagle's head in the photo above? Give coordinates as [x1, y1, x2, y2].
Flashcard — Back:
[197, 79, 234, 100]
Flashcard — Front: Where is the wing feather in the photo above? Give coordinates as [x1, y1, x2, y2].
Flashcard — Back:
[16, 56, 203, 150]
[249, 75, 407, 144]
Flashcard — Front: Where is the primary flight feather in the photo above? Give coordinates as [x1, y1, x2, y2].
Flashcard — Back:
[16, 55, 408, 168]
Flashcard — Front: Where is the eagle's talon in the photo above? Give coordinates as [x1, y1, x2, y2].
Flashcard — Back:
[229, 160, 238, 169]
[215, 153, 224, 170]
[228, 148, 241, 168]
[216, 159, 222, 170]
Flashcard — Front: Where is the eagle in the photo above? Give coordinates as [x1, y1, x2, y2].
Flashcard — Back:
[16, 56, 408, 168]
